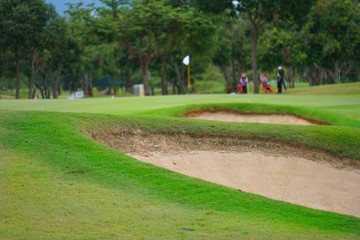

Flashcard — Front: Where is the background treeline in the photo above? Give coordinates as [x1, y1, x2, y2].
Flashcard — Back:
[0, 0, 359, 98]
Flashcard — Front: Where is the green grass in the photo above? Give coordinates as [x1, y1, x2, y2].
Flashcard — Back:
[1, 111, 360, 239]
[1, 82, 360, 239]
[142, 102, 360, 127]
[287, 82, 360, 95]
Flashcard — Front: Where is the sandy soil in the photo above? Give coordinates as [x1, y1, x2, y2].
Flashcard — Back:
[87, 111, 359, 218]
[185, 111, 317, 125]
[130, 150, 360, 217]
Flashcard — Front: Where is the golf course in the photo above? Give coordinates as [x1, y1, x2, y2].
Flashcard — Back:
[1, 83, 360, 239]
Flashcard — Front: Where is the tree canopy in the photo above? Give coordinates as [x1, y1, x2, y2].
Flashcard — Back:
[0, 0, 359, 98]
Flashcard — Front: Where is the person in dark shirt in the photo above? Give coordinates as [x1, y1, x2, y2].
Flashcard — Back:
[277, 66, 285, 93]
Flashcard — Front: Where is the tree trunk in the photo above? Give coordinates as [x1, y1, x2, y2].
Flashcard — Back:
[231, 56, 237, 87]
[48, 69, 55, 98]
[298, 67, 305, 83]
[15, 47, 21, 99]
[219, 66, 231, 93]
[112, 77, 116, 95]
[250, 21, 259, 93]
[174, 61, 184, 94]
[88, 73, 93, 97]
[334, 60, 340, 84]
[79, 75, 85, 93]
[172, 83, 177, 94]
[28, 53, 35, 99]
[56, 67, 63, 97]
[288, 66, 295, 88]
[58, 80, 61, 96]
[53, 75, 60, 99]
[319, 67, 325, 85]
[161, 58, 168, 95]
[340, 61, 352, 77]
[35, 81, 45, 99]
[44, 77, 50, 99]
[307, 66, 316, 86]
[141, 60, 151, 96]
[80, 72, 93, 96]
[84, 73, 88, 94]
[50, 70, 61, 99]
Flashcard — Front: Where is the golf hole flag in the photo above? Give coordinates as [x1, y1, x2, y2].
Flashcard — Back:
[183, 55, 190, 65]
[183, 55, 191, 93]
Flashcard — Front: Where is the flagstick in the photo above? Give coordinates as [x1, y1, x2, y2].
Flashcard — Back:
[187, 64, 191, 94]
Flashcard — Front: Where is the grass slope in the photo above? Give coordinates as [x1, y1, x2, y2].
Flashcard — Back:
[1, 110, 360, 239]
[142, 102, 360, 127]
[1, 82, 360, 239]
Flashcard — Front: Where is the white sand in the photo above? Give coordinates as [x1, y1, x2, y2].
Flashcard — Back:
[186, 111, 315, 125]
[130, 150, 360, 217]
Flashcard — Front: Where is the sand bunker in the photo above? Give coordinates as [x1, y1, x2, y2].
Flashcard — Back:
[131, 151, 360, 217]
[89, 130, 360, 218]
[185, 111, 319, 125]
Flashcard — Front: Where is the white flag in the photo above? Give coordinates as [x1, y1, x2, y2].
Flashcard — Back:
[183, 55, 190, 65]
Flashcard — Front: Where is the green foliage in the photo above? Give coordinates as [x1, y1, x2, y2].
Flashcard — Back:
[0, 0, 359, 99]
[302, 0, 360, 69]
[232, 0, 317, 92]
[0, 0, 52, 98]
[0, 0, 48, 50]
[190, 0, 233, 14]
[198, 65, 225, 82]
[258, 27, 308, 72]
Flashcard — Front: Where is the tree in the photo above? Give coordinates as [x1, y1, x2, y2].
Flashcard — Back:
[42, 15, 71, 99]
[95, 0, 136, 95]
[0, 49, 16, 91]
[258, 27, 308, 88]
[131, 0, 188, 95]
[302, 0, 360, 84]
[112, 1, 157, 95]
[101, 0, 216, 96]
[66, 2, 107, 96]
[213, 16, 251, 93]
[27, 4, 66, 99]
[188, 0, 316, 93]
[233, 0, 315, 93]
[187, 0, 233, 14]
[149, 1, 197, 95]
[0, 0, 49, 99]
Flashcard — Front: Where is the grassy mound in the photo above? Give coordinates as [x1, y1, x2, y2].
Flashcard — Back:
[1, 83, 360, 239]
[1, 110, 360, 239]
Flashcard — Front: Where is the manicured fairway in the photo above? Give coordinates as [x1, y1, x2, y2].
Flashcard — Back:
[1, 92, 360, 115]
[1, 83, 359, 122]
[1, 83, 360, 239]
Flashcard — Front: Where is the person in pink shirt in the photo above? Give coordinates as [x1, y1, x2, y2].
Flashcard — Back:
[262, 74, 274, 93]
[240, 72, 248, 94]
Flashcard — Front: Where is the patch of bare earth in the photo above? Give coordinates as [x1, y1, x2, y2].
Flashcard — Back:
[87, 123, 360, 218]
